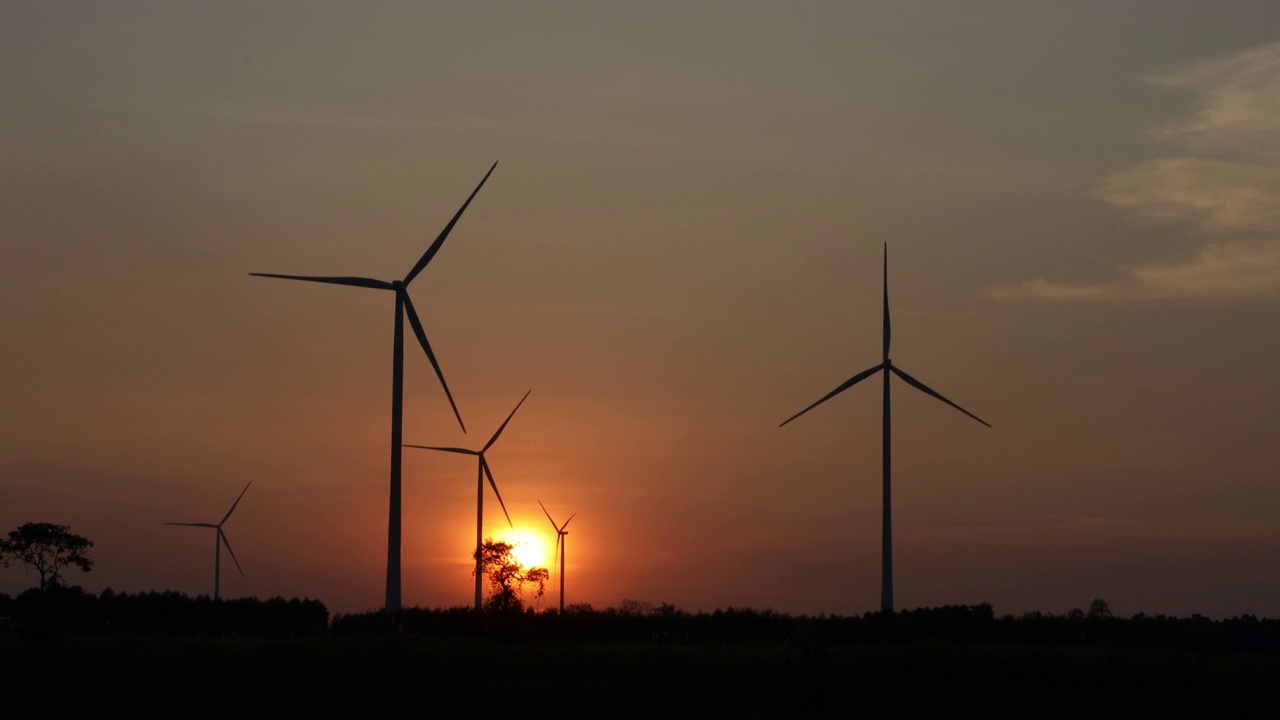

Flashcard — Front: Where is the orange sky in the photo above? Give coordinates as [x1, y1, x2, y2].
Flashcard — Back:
[2, 3, 1279, 617]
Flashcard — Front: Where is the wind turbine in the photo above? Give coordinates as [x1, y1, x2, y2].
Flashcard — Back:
[405, 390, 530, 610]
[164, 481, 251, 601]
[779, 244, 990, 613]
[538, 500, 576, 613]
[250, 162, 496, 611]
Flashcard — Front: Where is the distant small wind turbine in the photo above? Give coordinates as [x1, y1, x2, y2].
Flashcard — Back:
[538, 500, 576, 613]
[780, 244, 990, 613]
[250, 163, 497, 611]
[164, 481, 251, 601]
[405, 390, 531, 611]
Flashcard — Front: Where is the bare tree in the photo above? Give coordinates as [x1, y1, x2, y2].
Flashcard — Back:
[473, 538, 548, 613]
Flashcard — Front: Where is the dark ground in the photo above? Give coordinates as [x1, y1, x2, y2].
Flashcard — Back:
[2, 634, 1277, 719]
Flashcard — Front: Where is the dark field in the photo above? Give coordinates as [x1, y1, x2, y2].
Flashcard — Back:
[3, 634, 1278, 718]
[3, 592, 1278, 717]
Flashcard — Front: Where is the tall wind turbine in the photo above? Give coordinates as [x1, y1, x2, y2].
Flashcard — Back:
[405, 390, 530, 610]
[538, 500, 575, 613]
[250, 163, 496, 611]
[779, 244, 990, 612]
[164, 481, 251, 601]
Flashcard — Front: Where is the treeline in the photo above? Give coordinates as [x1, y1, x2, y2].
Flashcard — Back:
[4, 589, 1279, 651]
[0, 585, 328, 638]
[331, 601, 1280, 652]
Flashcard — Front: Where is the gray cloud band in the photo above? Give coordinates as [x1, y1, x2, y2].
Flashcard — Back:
[985, 42, 1280, 302]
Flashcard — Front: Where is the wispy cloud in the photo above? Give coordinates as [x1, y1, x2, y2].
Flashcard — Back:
[985, 42, 1280, 302]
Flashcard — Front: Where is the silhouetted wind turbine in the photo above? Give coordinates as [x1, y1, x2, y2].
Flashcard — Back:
[405, 390, 530, 611]
[779, 244, 990, 613]
[164, 481, 251, 601]
[250, 163, 496, 611]
[538, 500, 576, 613]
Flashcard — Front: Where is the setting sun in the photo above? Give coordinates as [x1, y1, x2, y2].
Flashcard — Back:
[501, 528, 552, 570]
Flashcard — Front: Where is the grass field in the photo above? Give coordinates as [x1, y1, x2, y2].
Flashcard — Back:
[3, 634, 1277, 718]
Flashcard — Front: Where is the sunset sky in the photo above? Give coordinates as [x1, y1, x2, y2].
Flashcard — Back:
[3, 2, 1278, 618]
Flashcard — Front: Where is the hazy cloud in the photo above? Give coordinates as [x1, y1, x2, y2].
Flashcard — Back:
[986, 42, 1280, 301]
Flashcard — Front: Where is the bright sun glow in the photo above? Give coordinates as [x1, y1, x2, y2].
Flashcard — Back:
[501, 528, 551, 569]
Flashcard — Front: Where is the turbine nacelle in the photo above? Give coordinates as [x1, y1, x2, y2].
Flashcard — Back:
[779, 244, 989, 430]
[248, 163, 496, 611]
[163, 481, 251, 598]
[405, 390, 532, 531]
[250, 163, 499, 437]
[778, 242, 990, 612]
[403, 387, 527, 612]
[538, 500, 576, 613]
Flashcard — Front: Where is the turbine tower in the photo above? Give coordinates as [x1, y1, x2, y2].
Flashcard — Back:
[405, 390, 530, 610]
[780, 244, 990, 612]
[164, 481, 251, 601]
[250, 163, 496, 611]
[538, 500, 576, 613]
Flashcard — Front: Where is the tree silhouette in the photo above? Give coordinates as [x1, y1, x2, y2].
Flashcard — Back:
[0, 522, 94, 590]
[473, 538, 548, 613]
[1088, 598, 1113, 619]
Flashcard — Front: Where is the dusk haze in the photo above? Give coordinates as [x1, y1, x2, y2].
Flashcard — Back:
[3, 7, 1279, 712]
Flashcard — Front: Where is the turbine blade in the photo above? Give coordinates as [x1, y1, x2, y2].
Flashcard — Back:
[163, 522, 216, 528]
[480, 457, 512, 528]
[889, 365, 992, 428]
[552, 533, 561, 585]
[403, 162, 498, 285]
[219, 529, 245, 577]
[559, 513, 577, 533]
[403, 444, 477, 455]
[402, 293, 466, 433]
[538, 500, 559, 531]
[483, 390, 531, 453]
[248, 273, 394, 291]
[779, 363, 883, 427]
[883, 242, 890, 360]
[220, 481, 252, 525]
